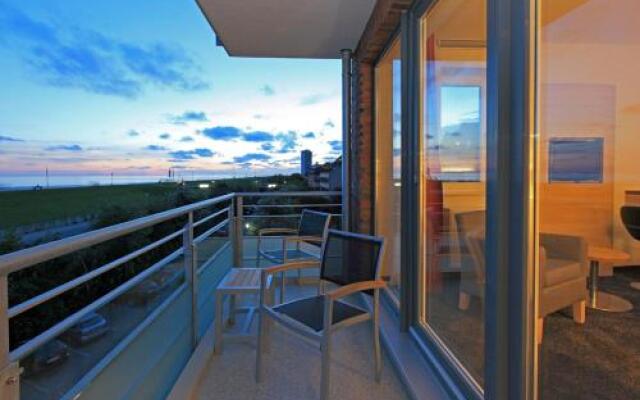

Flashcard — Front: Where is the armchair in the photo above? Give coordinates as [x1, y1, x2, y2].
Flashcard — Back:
[255, 230, 385, 400]
[457, 211, 588, 343]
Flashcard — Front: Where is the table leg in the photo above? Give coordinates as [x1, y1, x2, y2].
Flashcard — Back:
[228, 294, 237, 326]
[214, 292, 224, 354]
[588, 260, 633, 312]
[589, 260, 599, 308]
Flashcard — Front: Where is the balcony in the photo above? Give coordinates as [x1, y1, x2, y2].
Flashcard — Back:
[0, 192, 410, 400]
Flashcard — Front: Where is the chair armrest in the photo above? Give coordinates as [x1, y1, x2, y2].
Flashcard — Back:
[326, 280, 386, 301]
[540, 233, 586, 261]
[263, 260, 320, 276]
[283, 235, 323, 245]
[258, 228, 298, 236]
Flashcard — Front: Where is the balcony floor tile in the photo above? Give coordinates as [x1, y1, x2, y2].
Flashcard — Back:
[195, 285, 409, 400]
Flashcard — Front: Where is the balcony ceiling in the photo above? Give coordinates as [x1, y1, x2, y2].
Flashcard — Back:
[196, 0, 377, 59]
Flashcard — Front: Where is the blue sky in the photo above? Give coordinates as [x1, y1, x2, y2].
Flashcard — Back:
[0, 0, 342, 177]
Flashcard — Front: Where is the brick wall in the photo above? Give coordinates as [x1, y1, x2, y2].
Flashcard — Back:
[348, 0, 412, 234]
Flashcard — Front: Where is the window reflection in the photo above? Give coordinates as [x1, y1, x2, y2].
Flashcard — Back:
[419, 0, 486, 387]
[375, 36, 402, 301]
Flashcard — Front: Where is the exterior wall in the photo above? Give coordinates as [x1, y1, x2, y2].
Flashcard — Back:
[349, 0, 412, 234]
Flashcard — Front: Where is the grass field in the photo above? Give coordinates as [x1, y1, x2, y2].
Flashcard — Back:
[0, 175, 310, 231]
[0, 183, 179, 230]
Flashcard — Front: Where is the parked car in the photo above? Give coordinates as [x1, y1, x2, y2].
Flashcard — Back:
[21, 340, 70, 377]
[61, 312, 109, 345]
[123, 267, 183, 306]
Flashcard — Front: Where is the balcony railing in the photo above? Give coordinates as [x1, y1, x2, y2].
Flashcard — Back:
[0, 191, 341, 400]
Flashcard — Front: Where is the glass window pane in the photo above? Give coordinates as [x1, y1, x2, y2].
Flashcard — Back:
[419, 0, 487, 387]
[535, 1, 640, 398]
[375, 37, 402, 302]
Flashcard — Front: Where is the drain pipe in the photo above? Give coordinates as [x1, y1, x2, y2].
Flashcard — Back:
[340, 49, 352, 232]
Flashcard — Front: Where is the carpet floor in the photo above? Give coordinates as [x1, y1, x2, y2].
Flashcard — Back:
[427, 266, 640, 400]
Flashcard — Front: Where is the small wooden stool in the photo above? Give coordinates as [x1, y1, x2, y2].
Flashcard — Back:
[214, 268, 273, 354]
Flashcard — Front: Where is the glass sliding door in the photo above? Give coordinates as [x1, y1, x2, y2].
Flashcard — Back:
[375, 36, 402, 302]
[418, 0, 487, 387]
[534, 0, 640, 399]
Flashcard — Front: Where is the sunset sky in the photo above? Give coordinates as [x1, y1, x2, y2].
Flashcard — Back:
[0, 0, 342, 180]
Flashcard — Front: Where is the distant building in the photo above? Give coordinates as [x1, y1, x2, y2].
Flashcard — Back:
[306, 157, 342, 191]
[301, 150, 312, 176]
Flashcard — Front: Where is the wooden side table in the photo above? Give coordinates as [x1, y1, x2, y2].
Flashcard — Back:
[587, 246, 632, 312]
[214, 268, 273, 354]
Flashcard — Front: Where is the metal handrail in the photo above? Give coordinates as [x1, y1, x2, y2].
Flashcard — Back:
[10, 247, 184, 362]
[0, 193, 234, 276]
[0, 190, 342, 397]
[8, 227, 186, 318]
[238, 191, 341, 198]
[193, 207, 230, 228]
[243, 204, 341, 209]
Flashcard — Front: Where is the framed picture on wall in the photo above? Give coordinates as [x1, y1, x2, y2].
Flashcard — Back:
[548, 137, 604, 183]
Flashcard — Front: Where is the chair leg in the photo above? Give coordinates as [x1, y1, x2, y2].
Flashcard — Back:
[279, 271, 285, 304]
[572, 300, 586, 324]
[458, 292, 471, 311]
[536, 317, 544, 345]
[320, 329, 332, 400]
[255, 307, 266, 383]
[256, 236, 261, 268]
[373, 292, 382, 382]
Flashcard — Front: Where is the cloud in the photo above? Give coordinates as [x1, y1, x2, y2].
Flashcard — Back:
[253, 114, 268, 120]
[144, 145, 167, 151]
[261, 143, 274, 151]
[259, 84, 275, 96]
[233, 153, 271, 163]
[180, 135, 194, 142]
[328, 140, 342, 152]
[201, 126, 242, 141]
[46, 144, 83, 151]
[170, 111, 208, 125]
[244, 131, 274, 142]
[169, 148, 215, 161]
[324, 119, 335, 128]
[127, 130, 140, 137]
[159, 133, 171, 140]
[0, 7, 209, 99]
[301, 132, 316, 139]
[275, 131, 298, 153]
[300, 93, 331, 106]
[0, 135, 24, 142]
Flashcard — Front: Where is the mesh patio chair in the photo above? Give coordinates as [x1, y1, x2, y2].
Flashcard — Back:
[256, 209, 331, 302]
[255, 230, 386, 400]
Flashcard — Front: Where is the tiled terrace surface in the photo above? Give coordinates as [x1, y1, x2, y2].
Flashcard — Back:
[195, 279, 409, 400]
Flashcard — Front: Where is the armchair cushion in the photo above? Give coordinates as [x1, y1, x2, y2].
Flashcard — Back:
[273, 295, 366, 332]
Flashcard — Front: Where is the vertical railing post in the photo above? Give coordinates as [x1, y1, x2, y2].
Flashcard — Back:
[184, 212, 198, 349]
[0, 275, 20, 400]
[233, 195, 244, 268]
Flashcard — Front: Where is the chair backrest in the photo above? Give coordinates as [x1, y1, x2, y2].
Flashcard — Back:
[621, 206, 640, 240]
[298, 209, 332, 237]
[454, 210, 486, 253]
[455, 210, 486, 282]
[319, 230, 384, 291]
